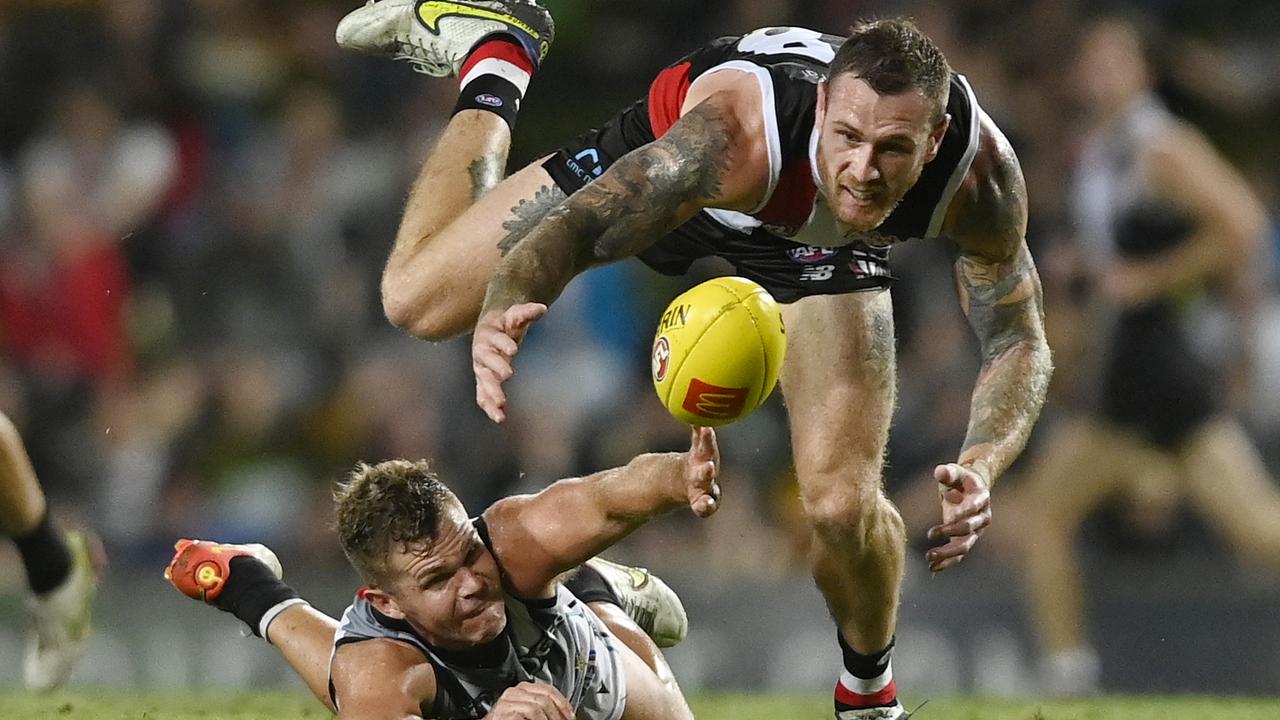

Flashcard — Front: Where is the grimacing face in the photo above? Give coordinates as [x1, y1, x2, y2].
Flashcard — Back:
[814, 73, 948, 232]
[362, 500, 506, 650]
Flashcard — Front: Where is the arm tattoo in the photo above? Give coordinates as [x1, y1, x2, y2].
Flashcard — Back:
[954, 242, 1053, 484]
[497, 184, 568, 256]
[484, 102, 735, 311]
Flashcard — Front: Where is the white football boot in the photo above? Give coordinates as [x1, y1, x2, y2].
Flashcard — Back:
[836, 702, 908, 720]
[336, 0, 554, 77]
[585, 557, 689, 648]
[24, 530, 100, 692]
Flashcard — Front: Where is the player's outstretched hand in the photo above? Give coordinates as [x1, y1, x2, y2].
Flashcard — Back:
[487, 681, 573, 720]
[472, 303, 547, 424]
[684, 426, 721, 518]
[926, 462, 991, 572]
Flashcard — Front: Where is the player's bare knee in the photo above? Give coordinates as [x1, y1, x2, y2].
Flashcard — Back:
[802, 482, 901, 551]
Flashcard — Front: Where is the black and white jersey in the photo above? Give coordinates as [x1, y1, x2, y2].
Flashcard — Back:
[544, 26, 985, 301]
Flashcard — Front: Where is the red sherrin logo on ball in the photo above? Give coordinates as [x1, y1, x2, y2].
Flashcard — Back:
[652, 336, 671, 382]
[681, 379, 749, 419]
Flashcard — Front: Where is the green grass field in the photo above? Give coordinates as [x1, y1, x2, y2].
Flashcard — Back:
[2, 692, 1279, 720]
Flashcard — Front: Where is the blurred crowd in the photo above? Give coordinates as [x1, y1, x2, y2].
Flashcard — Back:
[0, 0, 1277, 619]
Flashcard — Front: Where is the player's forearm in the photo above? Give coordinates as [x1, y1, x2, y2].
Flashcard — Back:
[955, 244, 1052, 486]
[960, 336, 1052, 485]
[531, 452, 689, 570]
[488, 452, 691, 592]
[481, 104, 733, 315]
[481, 181, 689, 314]
[481, 208, 590, 313]
[587, 452, 690, 537]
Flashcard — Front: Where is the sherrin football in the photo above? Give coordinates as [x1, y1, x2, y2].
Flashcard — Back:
[651, 277, 786, 427]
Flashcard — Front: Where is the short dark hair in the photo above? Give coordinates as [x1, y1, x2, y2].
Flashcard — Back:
[829, 18, 951, 124]
[334, 460, 454, 585]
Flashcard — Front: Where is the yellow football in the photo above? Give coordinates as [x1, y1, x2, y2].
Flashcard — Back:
[651, 277, 786, 427]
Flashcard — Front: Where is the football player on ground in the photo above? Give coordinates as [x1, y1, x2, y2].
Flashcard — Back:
[167, 427, 720, 720]
[337, 2, 1051, 716]
[0, 410, 100, 691]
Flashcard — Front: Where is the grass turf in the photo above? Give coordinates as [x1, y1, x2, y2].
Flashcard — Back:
[1, 692, 1278, 719]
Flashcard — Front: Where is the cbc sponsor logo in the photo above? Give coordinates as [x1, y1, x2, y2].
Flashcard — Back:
[652, 336, 671, 382]
[786, 245, 838, 264]
[681, 379, 749, 419]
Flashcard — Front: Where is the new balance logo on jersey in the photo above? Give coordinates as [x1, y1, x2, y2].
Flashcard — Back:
[681, 380, 749, 419]
[799, 264, 835, 282]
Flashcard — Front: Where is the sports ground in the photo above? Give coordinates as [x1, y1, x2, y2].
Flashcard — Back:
[2, 692, 1279, 720]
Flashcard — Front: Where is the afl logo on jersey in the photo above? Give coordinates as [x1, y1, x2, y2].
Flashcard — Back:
[652, 336, 671, 382]
[787, 245, 838, 264]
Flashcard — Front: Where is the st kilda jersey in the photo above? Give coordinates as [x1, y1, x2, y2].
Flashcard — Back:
[544, 26, 983, 302]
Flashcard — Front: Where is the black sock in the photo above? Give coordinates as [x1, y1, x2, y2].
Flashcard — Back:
[563, 564, 621, 607]
[835, 633, 897, 712]
[213, 556, 301, 637]
[453, 74, 523, 130]
[839, 632, 894, 678]
[451, 37, 533, 131]
[13, 512, 72, 595]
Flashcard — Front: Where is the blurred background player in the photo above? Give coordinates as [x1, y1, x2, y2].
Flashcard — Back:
[0, 410, 99, 691]
[337, 2, 1049, 717]
[1014, 15, 1279, 694]
[167, 427, 721, 719]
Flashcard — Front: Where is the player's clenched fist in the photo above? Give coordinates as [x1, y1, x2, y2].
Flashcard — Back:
[486, 681, 574, 720]
[472, 302, 547, 424]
